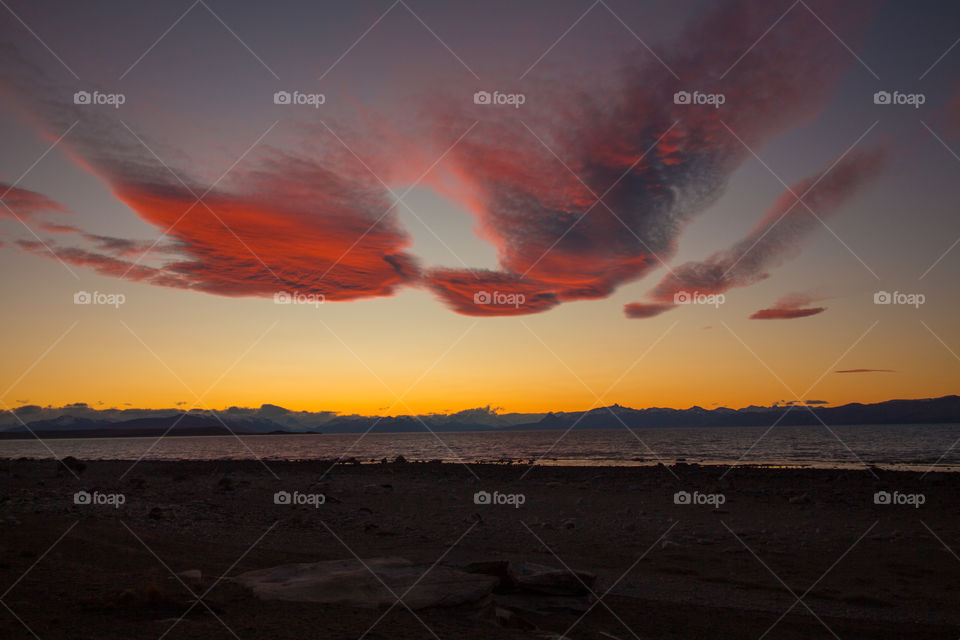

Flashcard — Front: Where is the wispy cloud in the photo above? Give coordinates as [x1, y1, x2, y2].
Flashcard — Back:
[625, 148, 886, 318]
[0, 182, 68, 218]
[750, 291, 829, 320]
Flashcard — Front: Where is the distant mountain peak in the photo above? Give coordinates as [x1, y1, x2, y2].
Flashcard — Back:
[1, 396, 958, 437]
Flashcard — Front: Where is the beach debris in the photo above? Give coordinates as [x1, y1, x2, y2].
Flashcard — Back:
[233, 557, 497, 609]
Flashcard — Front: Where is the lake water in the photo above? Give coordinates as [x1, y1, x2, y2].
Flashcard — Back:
[2, 424, 960, 471]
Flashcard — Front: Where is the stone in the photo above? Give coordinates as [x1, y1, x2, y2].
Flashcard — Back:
[233, 557, 497, 610]
[61, 456, 86, 475]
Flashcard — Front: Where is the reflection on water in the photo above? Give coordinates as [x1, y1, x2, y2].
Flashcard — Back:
[2, 424, 960, 470]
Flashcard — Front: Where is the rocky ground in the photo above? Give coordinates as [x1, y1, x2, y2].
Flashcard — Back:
[1, 457, 959, 639]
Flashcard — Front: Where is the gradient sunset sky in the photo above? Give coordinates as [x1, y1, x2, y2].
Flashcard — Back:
[1, 0, 958, 416]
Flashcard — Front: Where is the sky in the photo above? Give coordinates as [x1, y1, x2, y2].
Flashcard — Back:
[1, 0, 958, 416]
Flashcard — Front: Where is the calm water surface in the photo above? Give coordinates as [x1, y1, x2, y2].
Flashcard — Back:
[2, 424, 960, 470]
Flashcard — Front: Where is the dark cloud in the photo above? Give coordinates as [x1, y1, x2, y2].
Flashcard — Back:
[836, 369, 895, 373]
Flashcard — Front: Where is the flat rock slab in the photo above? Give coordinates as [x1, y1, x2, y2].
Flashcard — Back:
[508, 562, 596, 596]
[233, 557, 497, 610]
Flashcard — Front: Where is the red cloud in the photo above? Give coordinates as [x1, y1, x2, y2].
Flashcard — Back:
[106, 171, 418, 299]
[1, 0, 883, 315]
[750, 306, 826, 319]
[624, 302, 674, 319]
[17, 167, 420, 300]
[425, 269, 559, 316]
[16, 240, 182, 284]
[38, 222, 79, 233]
[0, 183, 67, 218]
[423, 0, 880, 315]
[750, 291, 829, 319]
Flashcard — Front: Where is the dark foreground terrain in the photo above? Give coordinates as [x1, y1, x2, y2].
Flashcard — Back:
[1, 458, 958, 639]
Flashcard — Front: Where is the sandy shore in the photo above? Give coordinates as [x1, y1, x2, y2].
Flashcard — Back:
[1, 458, 958, 639]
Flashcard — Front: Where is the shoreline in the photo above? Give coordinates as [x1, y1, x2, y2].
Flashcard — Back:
[3, 419, 959, 439]
[2, 452, 958, 474]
